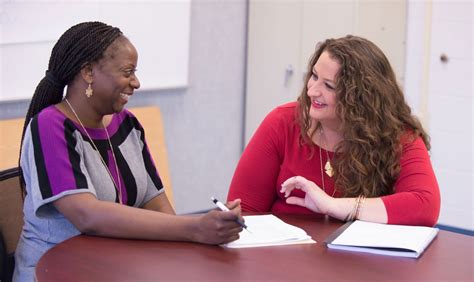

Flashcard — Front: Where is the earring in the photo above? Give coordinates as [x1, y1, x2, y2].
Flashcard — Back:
[85, 82, 93, 98]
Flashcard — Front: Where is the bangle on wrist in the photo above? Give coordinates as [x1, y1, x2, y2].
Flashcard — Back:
[345, 195, 366, 222]
[355, 195, 366, 220]
[345, 195, 360, 221]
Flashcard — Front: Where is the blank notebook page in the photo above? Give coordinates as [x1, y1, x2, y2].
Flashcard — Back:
[331, 220, 438, 252]
[223, 214, 314, 248]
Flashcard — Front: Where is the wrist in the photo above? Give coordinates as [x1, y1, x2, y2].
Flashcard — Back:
[327, 197, 358, 221]
[179, 215, 201, 243]
[327, 197, 344, 220]
[344, 195, 367, 222]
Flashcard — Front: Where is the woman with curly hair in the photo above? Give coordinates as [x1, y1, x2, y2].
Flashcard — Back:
[227, 35, 440, 226]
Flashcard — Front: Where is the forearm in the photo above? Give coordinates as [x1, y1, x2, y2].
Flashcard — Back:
[55, 194, 198, 242]
[55, 193, 244, 245]
[329, 197, 388, 223]
[83, 201, 198, 241]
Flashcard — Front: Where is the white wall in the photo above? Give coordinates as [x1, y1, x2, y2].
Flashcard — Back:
[0, 1, 191, 101]
[404, 0, 473, 230]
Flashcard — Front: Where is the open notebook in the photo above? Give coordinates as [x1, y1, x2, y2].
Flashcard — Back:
[222, 215, 315, 248]
[325, 220, 439, 258]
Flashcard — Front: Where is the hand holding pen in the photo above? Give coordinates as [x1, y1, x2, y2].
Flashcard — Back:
[194, 198, 244, 245]
[211, 197, 250, 233]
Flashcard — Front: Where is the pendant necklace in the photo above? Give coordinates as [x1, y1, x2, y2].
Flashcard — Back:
[64, 98, 123, 204]
[319, 128, 334, 177]
[318, 127, 336, 197]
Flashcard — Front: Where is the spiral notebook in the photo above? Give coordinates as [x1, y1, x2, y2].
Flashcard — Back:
[222, 215, 315, 248]
[325, 220, 439, 258]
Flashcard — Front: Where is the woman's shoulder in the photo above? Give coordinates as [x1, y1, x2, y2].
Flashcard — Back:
[266, 101, 298, 122]
[274, 101, 298, 114]
[255, 102, 300, 139]
[33, 105, 69, 131]
[36, 104, 66, 120]
[400, 130, 425, 145]
[400, 131, 429, 155]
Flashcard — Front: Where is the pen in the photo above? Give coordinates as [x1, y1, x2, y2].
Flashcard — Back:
[211, 196, 250, 232]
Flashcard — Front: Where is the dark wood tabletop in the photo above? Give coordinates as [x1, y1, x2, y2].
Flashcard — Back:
[36, 214, 473, 281]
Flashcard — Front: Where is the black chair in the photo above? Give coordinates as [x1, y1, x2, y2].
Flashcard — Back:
[0, 167, 23, 282]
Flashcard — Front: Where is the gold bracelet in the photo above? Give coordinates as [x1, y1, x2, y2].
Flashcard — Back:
[345, 195, 361, 222]
[355, 195, 363, 220]
[344, 198, 354, 221]
[355, 195, 366, 220]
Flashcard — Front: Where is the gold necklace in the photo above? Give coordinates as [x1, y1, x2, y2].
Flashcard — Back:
[318, 128, 336, 197]
[319, 128, 334, 177]
[318, 145, 336, 197]
[64, 98, 123, 204]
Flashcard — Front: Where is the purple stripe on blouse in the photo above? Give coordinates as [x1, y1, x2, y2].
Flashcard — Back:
[38, 107, 137, 198]
[38, 107, 130, 196]
[38, 107, 79, 196]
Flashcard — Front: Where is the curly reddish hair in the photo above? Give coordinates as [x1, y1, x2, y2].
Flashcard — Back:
[297, 35, 430, 197]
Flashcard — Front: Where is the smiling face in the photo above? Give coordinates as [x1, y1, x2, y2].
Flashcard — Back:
[307, 51, 341, 129]
[91, 36, 140, 114]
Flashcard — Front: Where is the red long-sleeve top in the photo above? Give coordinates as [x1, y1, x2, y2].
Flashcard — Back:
[227, 102, 440, 226]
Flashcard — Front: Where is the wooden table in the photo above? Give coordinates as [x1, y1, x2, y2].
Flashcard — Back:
[36, 214, 473, 281]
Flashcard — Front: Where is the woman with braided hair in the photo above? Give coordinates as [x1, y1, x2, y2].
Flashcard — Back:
[228, 35, 440, 227]
[15, 21, 243, 281]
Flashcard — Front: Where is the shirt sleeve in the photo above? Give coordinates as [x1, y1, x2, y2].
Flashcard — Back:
[21, 114, 96, 218]
[140, 133, 165, 205]
[125, 110, 164, 206]
[381, 137, 441, 226]
[227, 107, 285, 212]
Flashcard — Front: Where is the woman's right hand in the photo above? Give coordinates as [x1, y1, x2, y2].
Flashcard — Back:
[193, 199, 243, 245]
[280, 176, 335, 215]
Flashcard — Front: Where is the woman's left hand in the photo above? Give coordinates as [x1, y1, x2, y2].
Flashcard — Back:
[280, 176, 334, 215]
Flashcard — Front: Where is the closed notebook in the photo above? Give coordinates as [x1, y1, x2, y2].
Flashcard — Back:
[223, 214, 315, 248]
[325, 220, 439, 258]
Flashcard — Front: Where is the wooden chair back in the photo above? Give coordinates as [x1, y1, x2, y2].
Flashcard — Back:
[0, 168, 23, 282]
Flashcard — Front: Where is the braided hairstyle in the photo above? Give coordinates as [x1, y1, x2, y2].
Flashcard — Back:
[19, 21, 123, 195]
